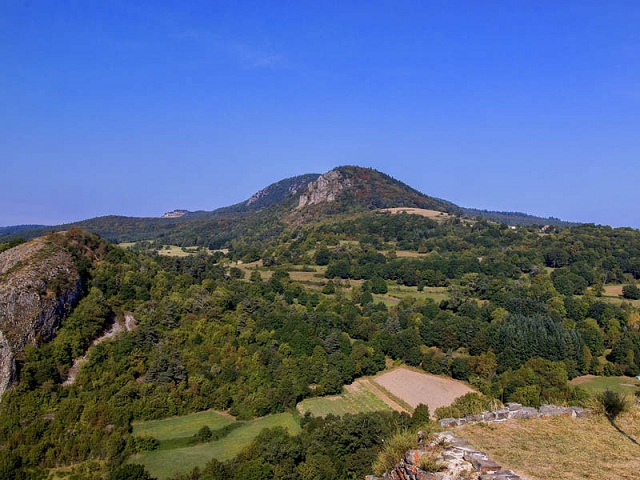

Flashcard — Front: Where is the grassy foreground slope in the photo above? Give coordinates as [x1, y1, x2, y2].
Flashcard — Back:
[131, 413, 300, 479]
[461, 408, 640, 480]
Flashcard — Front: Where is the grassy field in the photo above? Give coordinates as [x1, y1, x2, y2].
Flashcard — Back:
[297, 384, 392, 417]
[379, 208, 452, 222]
[376, 284, 449, 306]
[132, 410, 234, 441]
[118, 243, 225, 257]
[460, 408, 640, 479]
[570, 375, 640, 394]
[132, 413, 300, 479]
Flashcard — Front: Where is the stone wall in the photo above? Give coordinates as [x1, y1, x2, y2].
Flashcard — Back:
[438, 402, 588, 429]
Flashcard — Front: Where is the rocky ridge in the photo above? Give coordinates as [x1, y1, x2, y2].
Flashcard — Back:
[0, 237, 83, 398]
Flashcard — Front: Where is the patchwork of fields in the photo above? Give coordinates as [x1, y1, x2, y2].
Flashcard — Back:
[298, 367, 475, 418]
[297, 382, 392, 417]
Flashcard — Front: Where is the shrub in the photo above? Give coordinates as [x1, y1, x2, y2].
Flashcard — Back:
[411, 403, 432, 428]
[622, 284, 640, 300]
[372, 430, 416, 475]
[434, 393, 500, 420]
[195, 425, 213, 442]
[133, 436, 159, 452]
[417, 451, 443, 473]
[597, 389, 630, 421]
[108, 464, 154, 480]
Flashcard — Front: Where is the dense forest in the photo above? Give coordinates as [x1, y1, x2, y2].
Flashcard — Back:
[2, 170, 640, 479]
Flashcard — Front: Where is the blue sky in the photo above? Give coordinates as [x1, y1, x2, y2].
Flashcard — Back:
[2, 1, 639, 227]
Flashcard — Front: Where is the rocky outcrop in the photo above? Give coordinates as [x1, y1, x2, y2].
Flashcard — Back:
[0, 237, 83, 399]
[297, 169, 353, 209]
[162, 209, 190, 218]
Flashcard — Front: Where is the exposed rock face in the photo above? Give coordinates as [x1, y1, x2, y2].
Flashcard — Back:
[246, 175, 317, 207]
[0, 237, 82, 399]
[297, 169, 353, 209]
[162, 209, 189, 218]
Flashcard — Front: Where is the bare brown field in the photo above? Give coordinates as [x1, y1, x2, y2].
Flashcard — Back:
[460, 408, 640, 480]
[288, 268, 326, 283]
[603, 284, 624, 297]
[379, 208, 451, 220]
[372, 367, 475, 412]
[393, 250, 430, 258]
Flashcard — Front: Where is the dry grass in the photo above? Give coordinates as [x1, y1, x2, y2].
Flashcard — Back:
[379, 208, 451, 221]
[288, 268, 326, 283]
[393, 250, 430, 258]
[460, 408, 640, 480]
[597, 284, 640, 307]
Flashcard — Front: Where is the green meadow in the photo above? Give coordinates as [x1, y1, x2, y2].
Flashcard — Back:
[131, 413, 300, 479]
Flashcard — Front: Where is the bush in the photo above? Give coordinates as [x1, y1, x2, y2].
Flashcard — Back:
[417, 451, 443, 473]
[597, 389, 630, 421]
[133, 436, 159, 452]
[411, 404, 432, 428]
[108, 464, 154, 480]
[195, 425, 213, 442]
[434, 393, 500, 420]
[622, 284, 640, 300]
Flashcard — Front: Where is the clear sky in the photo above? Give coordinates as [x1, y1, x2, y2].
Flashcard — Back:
[2, 1, 639, 227]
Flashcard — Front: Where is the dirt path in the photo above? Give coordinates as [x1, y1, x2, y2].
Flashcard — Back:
[63, 313, 136, 386]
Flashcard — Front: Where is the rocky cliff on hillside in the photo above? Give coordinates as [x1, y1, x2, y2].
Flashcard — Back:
[297, 169, 353, 209]
[0, 237, 83, 398]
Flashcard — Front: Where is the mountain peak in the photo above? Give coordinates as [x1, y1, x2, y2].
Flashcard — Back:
[294, 165, 458, 214]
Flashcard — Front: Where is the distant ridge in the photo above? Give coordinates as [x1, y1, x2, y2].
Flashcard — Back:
[1, 165, 581, 244]
[0, 224, 47, 237]
[461, 208, 578, 227]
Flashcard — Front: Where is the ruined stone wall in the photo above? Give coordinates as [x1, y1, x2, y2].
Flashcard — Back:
[438, 402, 588, 429]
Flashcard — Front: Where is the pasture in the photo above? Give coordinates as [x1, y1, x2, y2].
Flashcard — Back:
[132, 413, 300, 479]
[569, 375, 640, 394]
[132, 409, 234, 441]
[297, 382, 392, 417]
